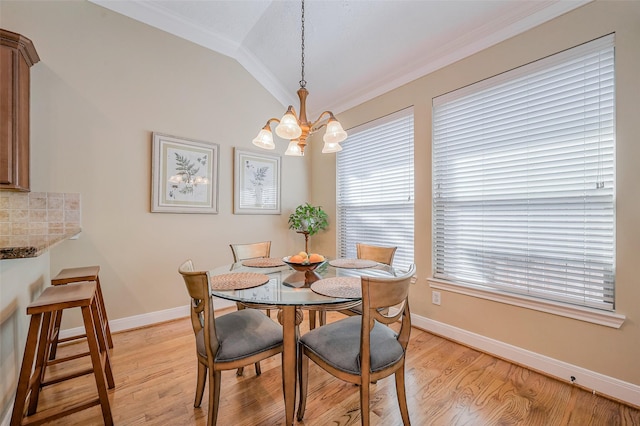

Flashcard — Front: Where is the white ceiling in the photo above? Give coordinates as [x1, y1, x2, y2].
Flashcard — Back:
[89, 0, 590, 117]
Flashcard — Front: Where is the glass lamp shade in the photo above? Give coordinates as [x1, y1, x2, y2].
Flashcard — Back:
[275, 111, 303, 140]
[322, 141, 343, 153]
[284, 140, 303, 156]
[252, 128, 276, 150]
[323, 118, 347, 144]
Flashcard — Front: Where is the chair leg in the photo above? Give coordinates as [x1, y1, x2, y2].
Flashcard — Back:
[395, 363, 411, 425]
[359, 377, 371, 426]
[255, 362, 261, 375]
[208, 369, 221, 426]
[320, 311, 326, 326]
[296, 345, 309, 421]
[195, 362, 206, 407]
[236, 302, 245, 377]
[308, 310, 316, 330]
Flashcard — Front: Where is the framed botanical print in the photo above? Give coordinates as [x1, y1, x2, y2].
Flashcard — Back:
[234, 148, 281, 215]
[151, 133, 219, 213]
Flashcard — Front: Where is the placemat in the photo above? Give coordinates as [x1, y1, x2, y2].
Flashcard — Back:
[242, 257, 286, 268]
[209, 272, 269, 290]
[329, 258, 378, 269]
[311, 277, 361, 299]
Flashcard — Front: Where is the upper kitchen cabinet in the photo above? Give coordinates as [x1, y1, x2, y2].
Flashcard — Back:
[1, 29, 40, 192]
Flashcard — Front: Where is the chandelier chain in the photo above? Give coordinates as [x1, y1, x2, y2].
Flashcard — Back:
[299, 0, 306, 88]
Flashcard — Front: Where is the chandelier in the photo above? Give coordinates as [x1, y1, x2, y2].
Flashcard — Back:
[252, 0, 347, 156]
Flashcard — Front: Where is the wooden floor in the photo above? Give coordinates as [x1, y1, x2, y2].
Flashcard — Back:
[22, 310, 640, 426]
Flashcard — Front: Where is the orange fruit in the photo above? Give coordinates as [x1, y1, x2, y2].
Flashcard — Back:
[309, 253, 324, 263]
[289, 255, 304, 263]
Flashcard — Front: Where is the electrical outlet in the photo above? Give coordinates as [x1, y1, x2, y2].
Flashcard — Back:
[432, 290, 441, 305]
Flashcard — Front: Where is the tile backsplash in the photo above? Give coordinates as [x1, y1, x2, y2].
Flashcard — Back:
[0, 192, 81, 247]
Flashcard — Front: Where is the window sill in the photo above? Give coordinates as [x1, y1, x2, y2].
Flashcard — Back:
[427, 278, 625, 329]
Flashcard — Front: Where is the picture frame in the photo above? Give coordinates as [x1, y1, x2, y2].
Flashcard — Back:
[151, 133, 219, 214]
[234, 148, 281, 215]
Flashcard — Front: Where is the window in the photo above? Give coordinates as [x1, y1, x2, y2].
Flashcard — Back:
[432, 35, 615, 311]
[337, 108, 414, 270]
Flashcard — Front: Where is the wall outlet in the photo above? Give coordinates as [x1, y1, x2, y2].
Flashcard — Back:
[432, 290, 441, 305]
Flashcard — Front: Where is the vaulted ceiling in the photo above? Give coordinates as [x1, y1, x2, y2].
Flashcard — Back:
[89, 0, 590, 117]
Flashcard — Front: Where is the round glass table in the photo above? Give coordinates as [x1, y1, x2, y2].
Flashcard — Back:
[208, 259, 401, 426]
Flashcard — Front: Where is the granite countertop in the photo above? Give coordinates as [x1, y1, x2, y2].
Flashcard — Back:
[0, 227, 81, 259]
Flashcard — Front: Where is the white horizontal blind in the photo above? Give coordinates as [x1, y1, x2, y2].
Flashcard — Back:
[432, 35, 615, 310]
[337, 108, 414, 270]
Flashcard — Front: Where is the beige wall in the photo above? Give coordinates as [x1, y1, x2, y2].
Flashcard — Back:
[1, 1, 310, 325]
[312, 1, 640, 387]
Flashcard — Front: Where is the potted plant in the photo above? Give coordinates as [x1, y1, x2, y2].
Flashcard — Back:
[288, 203, 329, 253]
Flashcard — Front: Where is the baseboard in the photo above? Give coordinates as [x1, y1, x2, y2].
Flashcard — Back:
[6, 300, 635, 426]
[411, 313, 640, 408]
[58, 297, 235, 339]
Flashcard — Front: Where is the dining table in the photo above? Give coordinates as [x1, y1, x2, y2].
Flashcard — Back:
[208, 257, 401, 426]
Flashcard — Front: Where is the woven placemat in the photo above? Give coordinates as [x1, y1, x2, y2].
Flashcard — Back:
[209, 272, 269, 290]
[311, 277, 361, 299]
[329, 258, 378, 269]
[241, 257, 286, 268]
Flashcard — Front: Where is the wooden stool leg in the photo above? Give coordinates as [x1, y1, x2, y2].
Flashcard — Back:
[82, 303, 113, 425]
[27, 311, 53, 415]
[48, 308, 63, 360]
[91, 298, 114, 388]
[95, 276, 113, 349]
[11, 314, 43, 424]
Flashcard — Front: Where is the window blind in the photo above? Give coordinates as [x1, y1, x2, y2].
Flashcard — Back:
[337, 108, 415, 270]
[432, 34, 615, 310]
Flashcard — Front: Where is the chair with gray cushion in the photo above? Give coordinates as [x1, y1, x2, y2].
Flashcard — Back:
[297, 264, 415, 425]
[178, 259, 283, 426]
[338, 243, 398, 318]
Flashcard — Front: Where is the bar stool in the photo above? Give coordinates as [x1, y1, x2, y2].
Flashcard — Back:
[49, 266, 113, 360]
[11, 282, 114, 425]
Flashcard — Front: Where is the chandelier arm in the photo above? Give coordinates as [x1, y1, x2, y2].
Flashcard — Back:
[309, 111, 335, 131]
[262, 118, 282, 129]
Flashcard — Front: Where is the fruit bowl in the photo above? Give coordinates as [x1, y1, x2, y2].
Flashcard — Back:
[282, 256, 325, 272]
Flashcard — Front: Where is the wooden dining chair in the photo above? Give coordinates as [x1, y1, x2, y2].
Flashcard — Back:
[337, 243, 399, 318]
[178, 260, 284, 426]
[297, 264, 415, 425]
[229, 241, 271, 262]
[229, 240, 273, 323]
[356, 242, 397, 266]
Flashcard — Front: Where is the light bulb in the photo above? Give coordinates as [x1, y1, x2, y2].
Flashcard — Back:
[252, 128, 275, 150]
[323, 117, 347, 144]
[275, 110, 302, 140]
[322, 141, 342, 153]
[284, 140, 303, 156]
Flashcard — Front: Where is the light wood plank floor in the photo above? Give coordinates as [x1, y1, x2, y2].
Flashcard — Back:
[22, 310, 640, 425]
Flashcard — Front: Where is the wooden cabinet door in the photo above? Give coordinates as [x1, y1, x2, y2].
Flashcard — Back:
[0, 29, 39, 192]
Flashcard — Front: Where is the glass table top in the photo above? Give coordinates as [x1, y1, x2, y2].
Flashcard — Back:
[209, 260, 401, 307]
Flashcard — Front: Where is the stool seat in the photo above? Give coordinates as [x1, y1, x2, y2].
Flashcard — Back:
[52, 265, 100, 285]
[12, 282, 114, 425]
[49, 265, 113, 360]
[28, 281, 96, 314]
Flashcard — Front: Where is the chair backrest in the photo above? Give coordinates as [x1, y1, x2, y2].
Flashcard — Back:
[178, 259, 219, 359]
[230, 241, 271, 262]
[360, 264, 416, 374]
[356, 243, 397, 266]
